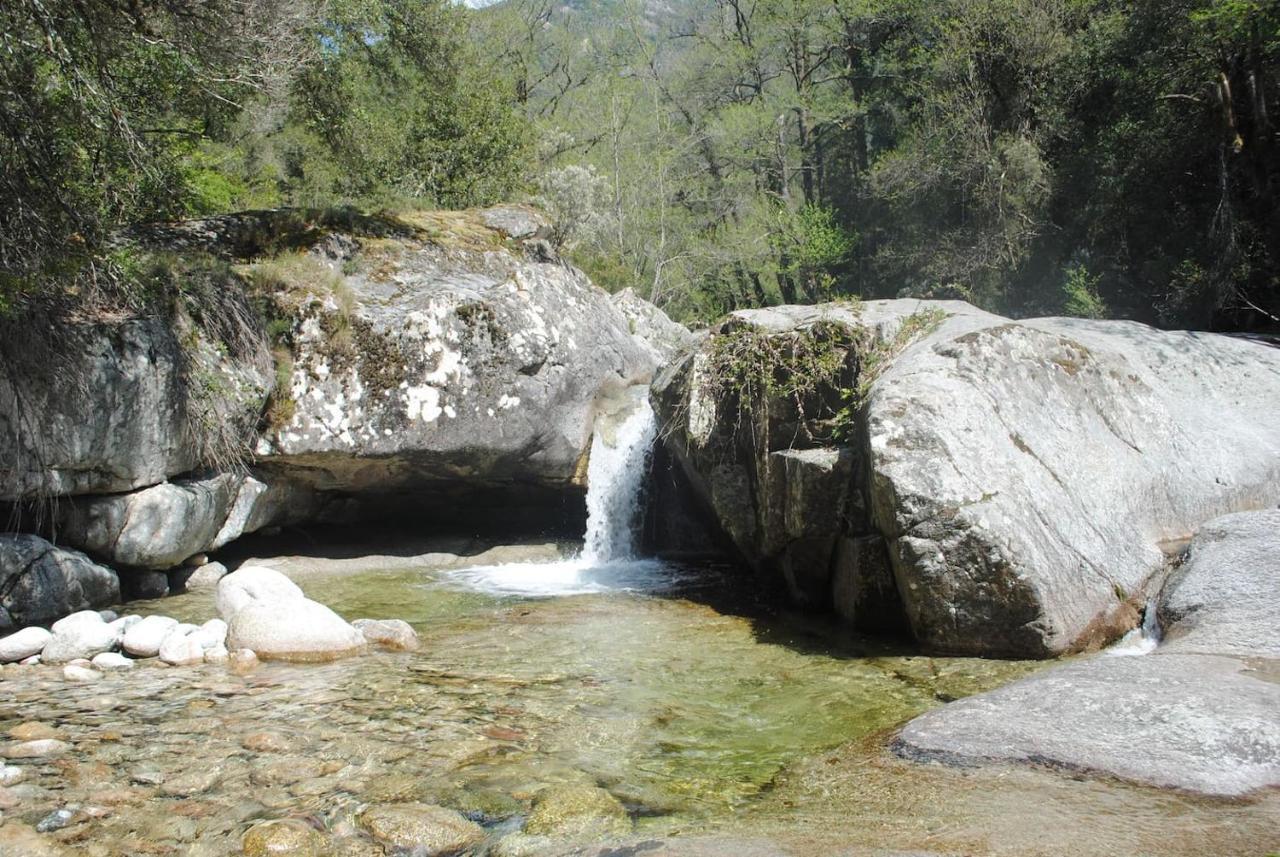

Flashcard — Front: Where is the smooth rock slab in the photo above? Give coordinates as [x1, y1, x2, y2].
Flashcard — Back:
[894, 653, 1280, 797]
[1159, 509, 1280, 657]
[227, 598, 364, 662]
[0, 628, 51, 663]
[357, 803, 484, 854]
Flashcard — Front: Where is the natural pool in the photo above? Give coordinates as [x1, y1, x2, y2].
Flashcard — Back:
[0, 555, 1275, 856]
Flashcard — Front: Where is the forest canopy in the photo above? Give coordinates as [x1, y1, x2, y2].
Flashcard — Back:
[1, 0, 1276, 330]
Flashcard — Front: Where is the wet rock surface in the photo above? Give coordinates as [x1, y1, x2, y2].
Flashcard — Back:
[357, 802, 485, 853]
[525, 785, 630, 838]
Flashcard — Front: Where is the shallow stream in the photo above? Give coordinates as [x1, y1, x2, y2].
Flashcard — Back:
[0, 555, 1275, 856]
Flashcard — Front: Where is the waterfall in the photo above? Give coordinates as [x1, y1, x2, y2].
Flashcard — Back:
[1106, 598, 1162, 657]
[581, 398, 657, 564]
[447, 393, 675, 596]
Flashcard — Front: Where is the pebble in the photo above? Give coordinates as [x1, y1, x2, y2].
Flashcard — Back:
[91, 652, 135, 671]
[192, 619, 228, 650]
[128, 765, 167, 786]
[204, 644, 230, 664]
[229, 649, 259, 675]
[241, 732, 292, 753]
[35, 808, 75, 832]
[353, 618, 420, 651]
[4, 739, 70, 759]
[121, 615, 178, 658]
[159, 768, 221, 797]
[64, 664, 102, 682]
[357, 803, 485, 853]
[159, 630, 205, 666]
[241, 818, 326, 856]
[0, 765, 25, 786]
[9, 722, 59, 741]
[0, 627, 51, 663]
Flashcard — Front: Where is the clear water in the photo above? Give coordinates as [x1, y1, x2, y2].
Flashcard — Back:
[0, 562, 1274, 856]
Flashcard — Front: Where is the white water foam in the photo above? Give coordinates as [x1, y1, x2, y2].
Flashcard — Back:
[1105, 598, 1162, 657]
[448, 397, 677, 597]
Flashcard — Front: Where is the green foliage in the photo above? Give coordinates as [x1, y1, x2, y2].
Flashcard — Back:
[484, 0, 1278, 331]
[288, 0, 529, 209]
[705, 323, 854, 418]
[1061, 265, 1108, 319]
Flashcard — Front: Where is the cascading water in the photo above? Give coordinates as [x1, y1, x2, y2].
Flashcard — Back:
[448, 394, 677, 596]
[1105, 597, 1162, 657]
[581, 398, 658, 564]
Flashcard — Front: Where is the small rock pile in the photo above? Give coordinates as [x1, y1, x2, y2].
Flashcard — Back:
[0, 565, 418, 678]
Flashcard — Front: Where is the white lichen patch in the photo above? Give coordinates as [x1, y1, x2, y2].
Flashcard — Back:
[402, 382, 443, 423]
[498, 395, 521, 410]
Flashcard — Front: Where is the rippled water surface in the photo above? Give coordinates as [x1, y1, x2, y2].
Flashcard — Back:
[0, 556, 1275, 856]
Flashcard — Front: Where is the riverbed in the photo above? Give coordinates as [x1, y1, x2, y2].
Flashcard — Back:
[0, 548, 1274, 856]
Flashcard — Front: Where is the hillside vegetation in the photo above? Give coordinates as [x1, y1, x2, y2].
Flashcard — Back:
[1, 0, 1276, 331]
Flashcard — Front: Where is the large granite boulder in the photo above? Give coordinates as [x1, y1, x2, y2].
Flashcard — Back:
[252, 207, 664, 526]
[0, 317, 271, 502]
[654, 300, 1280, 657]
[1158, 509, 1280, 657]
[0, 535, 119, 631]
[50, 474, 321, 570]
[53, 474, 241, 570]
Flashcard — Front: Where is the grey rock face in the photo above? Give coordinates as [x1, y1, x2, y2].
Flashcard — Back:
[479, 204, 551, 241]
[255, 215, 663, 509]
[0, 318, 270, 501]
[1158, 509, 1280, 657]
[655, 299, 1280, 657]
[51, 474, 319, 571]
[611, 287, 698, 364]
[54, 474, 240, 570]
[894, 653, 1280, 797]
[0, 535, 119, 631]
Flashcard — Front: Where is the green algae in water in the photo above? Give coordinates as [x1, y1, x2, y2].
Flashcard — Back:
[129, 566, 1038, 818]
